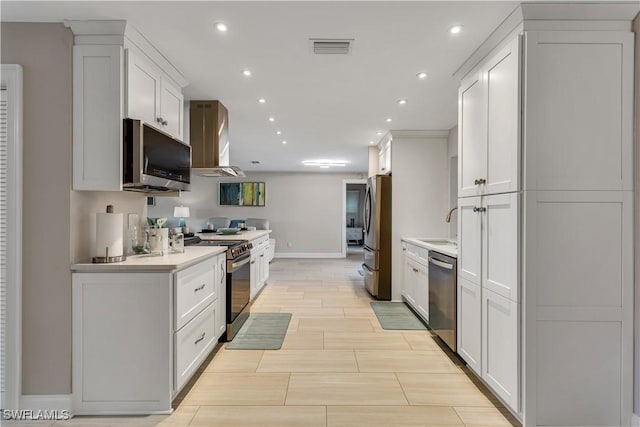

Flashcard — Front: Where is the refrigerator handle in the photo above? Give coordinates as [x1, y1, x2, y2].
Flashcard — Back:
[361, 263, 374, 273]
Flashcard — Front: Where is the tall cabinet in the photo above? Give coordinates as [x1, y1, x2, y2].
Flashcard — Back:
[456, 5, 635, 426]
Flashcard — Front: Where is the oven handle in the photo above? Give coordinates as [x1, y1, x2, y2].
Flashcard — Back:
[230, 255, 251, 270]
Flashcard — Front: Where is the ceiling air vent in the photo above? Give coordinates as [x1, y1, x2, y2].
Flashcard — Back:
[310, 38, 354, 55]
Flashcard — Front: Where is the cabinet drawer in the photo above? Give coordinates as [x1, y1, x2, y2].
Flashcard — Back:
[175, 258, 216, 330]
[406, 243, 428, 264]
[174, 302, 217, 393]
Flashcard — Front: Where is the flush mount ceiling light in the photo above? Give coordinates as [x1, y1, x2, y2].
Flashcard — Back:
[302, 159, 350, 168]
[386, 118, 392, 123]
[449, 25, 463, 35]
[215, 22, 228, 32]
[268, 117, 275, 122]
[258, 98, 266, 104]
[242, 69, 252, 77]
[398, 99, 408, 105]
[416, 72, 428, 79]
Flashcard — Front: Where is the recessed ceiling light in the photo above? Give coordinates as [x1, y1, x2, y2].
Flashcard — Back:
[376, 131, 383, 136]
[215, 22, 228, 32]
[386, 118, 392, 123]
[416, 72, 428, 79]
[282, 140, 287, 145]
[302, 159, 350, 168]
[276, 130, 282, 135]
[268, 117, 275, 122]
[369, 141, 375, 145]
[258, 98, 266, 104]
[242, 69, 252, 77]
[449, 25, 463, 35]
[398, 99, 408, 105]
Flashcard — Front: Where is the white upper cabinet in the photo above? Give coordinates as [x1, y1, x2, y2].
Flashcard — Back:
[126, 49, 184, 140]
[459, 37, 521, 198]
[458, 72, 485, 198]
[69, 21, 187, 191]
[485, 38, 520, 195]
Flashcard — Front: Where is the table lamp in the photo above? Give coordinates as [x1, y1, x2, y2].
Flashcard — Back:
[173, 206, 190, 234]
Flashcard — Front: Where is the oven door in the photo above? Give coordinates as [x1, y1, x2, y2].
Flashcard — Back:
[226, 253, 251, 340]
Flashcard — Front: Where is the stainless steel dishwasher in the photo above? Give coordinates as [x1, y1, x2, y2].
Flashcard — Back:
[428, 250, 457, 352]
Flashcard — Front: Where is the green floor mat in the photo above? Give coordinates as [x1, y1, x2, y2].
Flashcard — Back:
[226, 313, 292, 350]
[370, 302, 427, 330]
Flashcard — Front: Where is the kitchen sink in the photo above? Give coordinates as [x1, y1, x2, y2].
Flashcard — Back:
[417, 239, 453, 245]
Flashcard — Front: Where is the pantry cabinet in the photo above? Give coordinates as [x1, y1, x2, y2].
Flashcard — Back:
[455, 5, 635, 425]
[69, 21, 187, 191]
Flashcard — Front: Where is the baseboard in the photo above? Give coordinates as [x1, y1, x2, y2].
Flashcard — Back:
[632, 413, 640, 426]
[274, 252, 343, 259]
[16, 394, 73, 419]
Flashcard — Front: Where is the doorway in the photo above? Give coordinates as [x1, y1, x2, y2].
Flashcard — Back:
[342, 179, 367, 257]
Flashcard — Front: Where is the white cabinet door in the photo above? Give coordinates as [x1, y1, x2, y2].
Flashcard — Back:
[482, 287, 519, 412]
[415, 262, 429, 321]
[458, 196, 482, 286]
[125, 49, 160, 126]
[402, 254, 416, 307]
[215, 254, 226, 339]
[482, 193, 519, 302]
[73, 44, 124, 191]
[457, 277, 481, 374]
[160, 77, 184, 140]
[485, 37, 521, 195]
[249, 252, 258, 300]
[458, 71, 486, 197]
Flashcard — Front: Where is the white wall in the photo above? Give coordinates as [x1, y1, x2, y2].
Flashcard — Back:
[390, 131, 449, 301]
[447, 126, 458, 239]
[150, 172, 365, 256]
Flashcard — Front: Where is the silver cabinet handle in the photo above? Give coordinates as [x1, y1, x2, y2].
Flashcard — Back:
[156, 117, 163, 124]
[429, 257, 454, 270]
[251, 260, 256, 264]
[473, 207, 486, 213]
[162, 119, 168, 126]
[474, 178, 486, 185]
[260, 254, 265, 257]
[402, 247, 407, 251]
[194, 284, 205, 292]
[194, 332, 206, 345]
[220, 263, 225, 283]
[412, 268, 419, 273]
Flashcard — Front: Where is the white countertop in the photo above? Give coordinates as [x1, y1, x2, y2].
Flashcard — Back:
[402, 237, 458, 258]
[198, 229, 271, 241]
[71, 246, 227, 272]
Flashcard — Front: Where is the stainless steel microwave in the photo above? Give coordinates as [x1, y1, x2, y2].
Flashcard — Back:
[123, 118, 191, 192]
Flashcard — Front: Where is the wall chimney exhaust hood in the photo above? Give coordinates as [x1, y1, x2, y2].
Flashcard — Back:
[189, 100, 245, 177]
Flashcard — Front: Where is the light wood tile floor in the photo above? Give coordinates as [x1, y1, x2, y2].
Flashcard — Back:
[33, 255, 520, 427]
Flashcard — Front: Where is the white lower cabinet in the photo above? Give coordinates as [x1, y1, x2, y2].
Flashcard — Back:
[250, 236, 270, 300]
[482, 288, 519, 410]
[214, 253, 227, 339]
[457, 277, 482, 375]
[401, 242, 428, 322]
[72, 251, 225, 415]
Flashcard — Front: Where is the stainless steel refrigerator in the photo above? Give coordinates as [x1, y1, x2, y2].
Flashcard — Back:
[362, 174, 391, 300]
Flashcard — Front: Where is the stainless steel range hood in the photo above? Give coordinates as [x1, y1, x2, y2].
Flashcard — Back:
[190, 100, 245, 177]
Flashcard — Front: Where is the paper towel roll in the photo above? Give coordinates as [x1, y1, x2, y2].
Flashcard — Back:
[96, 211, 124, 258]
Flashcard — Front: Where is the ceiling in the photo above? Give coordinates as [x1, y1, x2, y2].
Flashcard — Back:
[2, 1, 518, 172]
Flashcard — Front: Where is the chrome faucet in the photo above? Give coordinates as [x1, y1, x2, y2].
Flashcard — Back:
[445, 207, 458, 223]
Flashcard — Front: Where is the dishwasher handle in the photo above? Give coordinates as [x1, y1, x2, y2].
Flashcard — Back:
[429, 256, 453, 270]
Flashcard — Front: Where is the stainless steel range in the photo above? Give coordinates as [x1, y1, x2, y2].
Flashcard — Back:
[185, 237, 252, 340]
